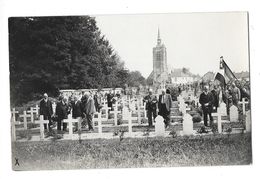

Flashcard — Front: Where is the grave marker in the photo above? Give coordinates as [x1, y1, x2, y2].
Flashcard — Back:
[110, 107, 121, 126]
[137, 98, 141, 124]
[155, 115, 165, 136]
[230, 105, 239, 122]
[20, 111, 30, 130]
[94, 112, 103, 135]
[245, 110, 251, 132]
[63, 114, 78, 139]
[35, 115, 49, 140]
[11, 108, 20, 141]
[27, 107, 35, 123]
[219, 102, 227, 116]
[212, 109, 222, 133]
[32, 105, 39, 116]
[238, 98, 249, 115]
[11, 108, 19, 121]
[101, 105, 111, 118]
[183, 113, 193, 135]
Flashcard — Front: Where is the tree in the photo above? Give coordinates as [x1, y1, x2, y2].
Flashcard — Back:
[9, 16, 134, 106]
[126, 71, 146, 87]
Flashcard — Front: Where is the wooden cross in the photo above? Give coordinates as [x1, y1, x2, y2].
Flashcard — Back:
[110, 107, 121, 126]
[11, 108, 20, 141]
[27, 107, 35, 123]
[35, 115, 49, 140]
[101, 105, 111, 119]
[238, 98, 249, 115]
[123, 109, 136, 136]
[212, 109, 222, 133]
[11, 108, 19, 122]
[63, 114, 78, 139]
[32, 105, 39, 116]
[141, 102, 147, 119]
[93, 112, 102, 135]
[19, 111, 31, 130]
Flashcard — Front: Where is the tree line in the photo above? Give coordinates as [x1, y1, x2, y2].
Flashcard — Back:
[9, 16, 146, 106]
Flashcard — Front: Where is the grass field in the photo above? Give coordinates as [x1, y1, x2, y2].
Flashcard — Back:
[12, 133, 252, 171]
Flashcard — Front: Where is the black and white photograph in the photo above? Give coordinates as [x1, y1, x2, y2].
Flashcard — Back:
[8, 12, 252, 171]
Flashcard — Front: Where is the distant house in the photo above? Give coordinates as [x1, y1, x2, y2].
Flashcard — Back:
[234, 71, 250, 81]
[202, 71, 215, 82]
[170, 68, 197, 84]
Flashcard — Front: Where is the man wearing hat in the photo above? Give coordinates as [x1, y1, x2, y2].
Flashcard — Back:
[144, 89, 158, 127]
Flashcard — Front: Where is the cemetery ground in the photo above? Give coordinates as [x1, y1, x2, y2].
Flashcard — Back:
[12, 132, 252, 170]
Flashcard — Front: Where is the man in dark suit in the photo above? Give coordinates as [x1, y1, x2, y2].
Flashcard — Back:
[107, 90, 114, 110]
[199, 86, 214, 127]
[40, 93, 53, 130]
[144, 89, 157, 127]
[56, 96, 69, 132]
[72, 96, 83, 131]
[158, 89, 172, 128]
[211, 85, 220, 112]
[82, 92, 96, 131]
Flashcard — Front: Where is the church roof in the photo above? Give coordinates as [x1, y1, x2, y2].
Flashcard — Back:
[170, 68, 193, 77]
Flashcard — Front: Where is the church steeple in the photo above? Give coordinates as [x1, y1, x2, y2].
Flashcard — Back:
[157, 27, 161, 45]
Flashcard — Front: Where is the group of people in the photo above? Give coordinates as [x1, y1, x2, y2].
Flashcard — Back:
[39, 80, 249, 133]
[143, 89, 172, 128]
[39, 92, 96, 133]
[39, 90, 122, 133]
[143, 80, 249, 129]
[199, 81, 249, 127]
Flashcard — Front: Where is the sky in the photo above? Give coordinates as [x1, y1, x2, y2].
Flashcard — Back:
[95, 12, 249, 78]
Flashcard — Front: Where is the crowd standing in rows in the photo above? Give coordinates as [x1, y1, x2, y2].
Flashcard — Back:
[39, 79, 250, 133]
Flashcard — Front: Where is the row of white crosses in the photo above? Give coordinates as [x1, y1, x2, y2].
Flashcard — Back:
[61, 104, 137, 139]
[212, 99, 251, 133]
[11, 105, 50, 141]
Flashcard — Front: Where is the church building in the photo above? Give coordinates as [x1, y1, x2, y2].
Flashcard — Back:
[148, 28, 169, 86]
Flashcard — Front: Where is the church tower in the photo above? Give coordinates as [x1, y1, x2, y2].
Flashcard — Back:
[153, 28, 168, 84]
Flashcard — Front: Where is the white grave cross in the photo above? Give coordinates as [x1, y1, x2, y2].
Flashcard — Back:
[239, 98, 249, 115]
[110, 107, 121, 126]
[20, 111, 31, 130]
[11, 108, 20, 141]
[32, 105, 39, 116]
[101, 105, 111, 118]
[94, 112, 103, 135]
[35, 115, 49, 140]
[63, 114, 78, 139]
[27, 107, 35, 123]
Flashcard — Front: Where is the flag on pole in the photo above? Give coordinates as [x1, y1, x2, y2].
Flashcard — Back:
[219, 57, 237, 83]
[214, 72, 226, 87]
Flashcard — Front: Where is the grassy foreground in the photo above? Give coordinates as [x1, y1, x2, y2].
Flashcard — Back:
[12, 133, 252, 171]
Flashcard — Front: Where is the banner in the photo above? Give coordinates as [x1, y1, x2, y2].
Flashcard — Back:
[220, 57, 237, 83]
[214, 72, 226, 87]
